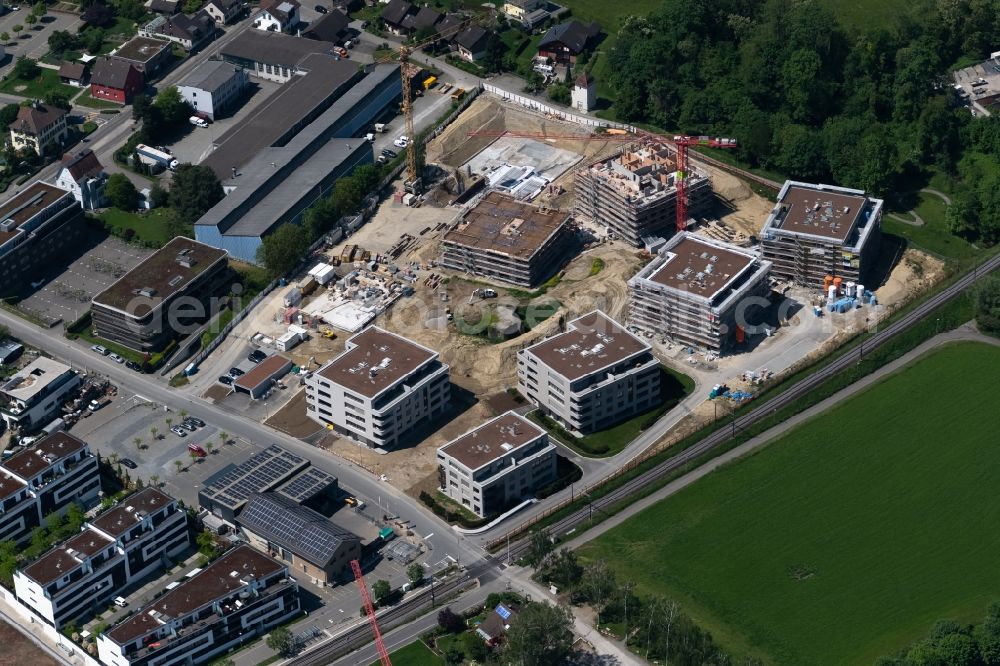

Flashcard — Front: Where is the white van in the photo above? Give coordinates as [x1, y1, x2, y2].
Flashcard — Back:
[114, 596, 128, 607]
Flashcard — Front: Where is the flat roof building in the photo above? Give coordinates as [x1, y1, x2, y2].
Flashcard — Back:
[238, 492, 361, 585]
[1, 357, 81, 433]
[98, 545, 299, 666]
[0, 432, 100, 545]
[111, 36, 172, 74]
[14, 488, 189, 628]
[576, 142, 712, 246]
[0, 181, 86, 298]
[305, 327, 451, 449]
[628, 232, 772, 352]
[437, 412, 557, 518]
[91, 236, 229, 353]
[518, 311, 660, 434]
[439, 192, 574, 288]
[195, 59, 401, 264]
[176, 59, 249, 121]
[760, 180, 883, 287]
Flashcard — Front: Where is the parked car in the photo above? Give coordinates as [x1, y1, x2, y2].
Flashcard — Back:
[91, 344, 108, 355]
[121, 458, 138, 469]
[170, 426, 187, 437]
[314, 4, 327, 12]
[248, 350, 267, 364]
[393, 135, 409, 148]
[179, 421, 196, 432]
[189, 116, 209, 128]
[381, 148, 397, 159]
[184, 416, 206, 427]
[229, 367, 245, 378]
[109, 353, 125, 364]
[481, 288, 498, 298]
[114, 596, 128, 608]
[376, 155, 388, 164]
[125, 360, 142, 372]
[219, 375, 234, 386]
[188, 443, 207, 458]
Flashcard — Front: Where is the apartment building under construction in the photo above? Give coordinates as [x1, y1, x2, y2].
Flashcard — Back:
[628, 232, 772, 352]
[439, 192, 573, 287]
[760, 180, 883, 287]
[576, 142, 712, 246]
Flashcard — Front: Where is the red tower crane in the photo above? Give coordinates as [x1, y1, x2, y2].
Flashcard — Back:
[351, 559, 392, 666]
[671, 135, 738, 232]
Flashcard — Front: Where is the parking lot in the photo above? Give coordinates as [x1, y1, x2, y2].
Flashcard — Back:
[16, 233, 151, 326]
[168, 78, 281, 166]
[0, 10, 82, 68]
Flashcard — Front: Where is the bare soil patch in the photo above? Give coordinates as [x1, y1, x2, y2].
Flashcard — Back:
[0, 621, 58, 666]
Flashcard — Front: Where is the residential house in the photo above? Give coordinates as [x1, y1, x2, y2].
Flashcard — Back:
[204, 0, 241, 24]
[54, 149, 107, 211]
[253, 0, 300, 33]
[147, 0, 180, 14]
[381, 0, 414, 36]
[477, 603, 516, 645]
[502, 0, 555, 28]
[177, 59, 249, 120]
[301, 8, 350, 43]
[454, 25, 488, 62]
[140, 11, 217, 51]
[8, 103, 68, 156]
[537, 20, 600, 65]
[402, 5, 441, 35]
[111, 36, 172, 74]
[57, 61, 88, 87]
[89, 57, 144, 104]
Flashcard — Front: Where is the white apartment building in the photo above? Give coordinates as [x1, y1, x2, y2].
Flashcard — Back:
[0, 432, 100, 545]
[98, 545, 300, 666]
[0, 357, 80, 432]
[305, 327, 450, 448]
[628, 232, 773, 352]
[437, 411, 557, 518]
[13, 488, 189, 628]
[517, 311, 661, 434]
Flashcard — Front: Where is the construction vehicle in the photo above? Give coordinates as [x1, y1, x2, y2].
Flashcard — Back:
[321, 329, 336, 339]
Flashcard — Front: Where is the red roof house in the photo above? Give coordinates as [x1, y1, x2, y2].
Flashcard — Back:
[89, 57, 144, 105]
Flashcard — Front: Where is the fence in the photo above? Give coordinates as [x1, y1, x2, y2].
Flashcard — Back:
[184, 278, 279, 372]
[480, 83, 634, 131]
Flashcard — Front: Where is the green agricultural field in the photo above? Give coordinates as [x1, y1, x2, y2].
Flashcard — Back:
[579, 342, 1000, 665]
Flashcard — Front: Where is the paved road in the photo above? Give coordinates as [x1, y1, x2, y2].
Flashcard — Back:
[499, 254, 1000, 559]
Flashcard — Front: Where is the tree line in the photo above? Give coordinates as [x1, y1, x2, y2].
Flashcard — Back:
[877, 604, 1000, 665]
[605, 0, 1000, 245]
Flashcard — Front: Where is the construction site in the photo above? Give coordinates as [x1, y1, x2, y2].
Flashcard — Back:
[199, 92, 948, 510]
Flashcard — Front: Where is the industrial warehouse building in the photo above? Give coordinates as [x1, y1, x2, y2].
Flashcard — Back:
[98, 546, 300, 666]
[194, 43, 401, 263]
[0, 433, 100, 545]
[91, 237, 230, 353]
[437, 411, 557, 518]
[760, 180, 883, 287]
[576, 142, 712, 246]
[517, 311, 660, 434]
[628, 233, 772, 352]
[439, 192, 574, 288]
[14, 488, 189, 629]
[0, 181, 86, 298]
[305, 327, 451, 449]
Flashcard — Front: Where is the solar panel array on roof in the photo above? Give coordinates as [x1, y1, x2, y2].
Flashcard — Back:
[276, 466, 337, 503]
[199, 445, 308, 511]
[239, 492, 359, 566]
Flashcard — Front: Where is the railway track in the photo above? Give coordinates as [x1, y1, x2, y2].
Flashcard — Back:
[500, 256, 1000, 561]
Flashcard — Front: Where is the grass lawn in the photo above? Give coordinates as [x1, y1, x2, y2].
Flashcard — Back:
[817, 0, 917, 31]
[99, 208, 177, 248]
[884, 190, 981, 264]
[0, 68, 76, 99]
[367, 641, 443, 666]
[579, 342, 1000, 665]
[531, 366, 695, 457]
[73, 89, 123, 109]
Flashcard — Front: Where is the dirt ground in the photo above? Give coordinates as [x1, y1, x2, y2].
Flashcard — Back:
[265, 389, 324, 439]
[0, 621, 58, 666]
[876, 248, 946, 306]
